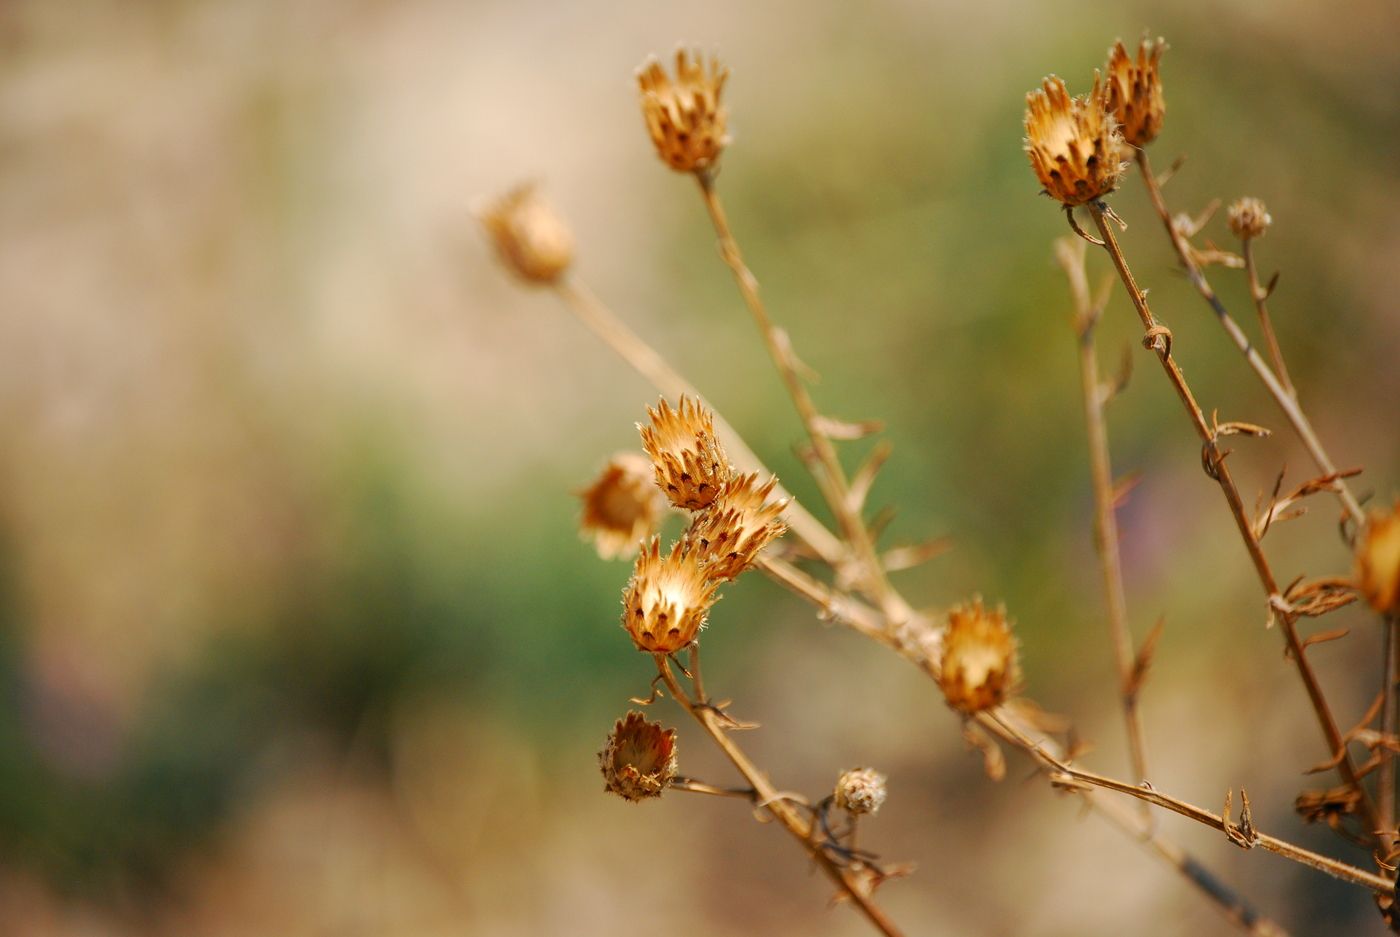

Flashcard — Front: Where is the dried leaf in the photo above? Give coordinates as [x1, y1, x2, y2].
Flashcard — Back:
[882, 538, 953, 572]
[813, 414, 884, 441]
[962, 721, 1006, 782]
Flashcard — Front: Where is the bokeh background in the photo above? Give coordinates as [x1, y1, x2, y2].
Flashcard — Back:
[1, 0, 1397, 934]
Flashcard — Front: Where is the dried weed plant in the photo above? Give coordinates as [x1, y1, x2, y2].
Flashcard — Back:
[481, 38, 1400, 936]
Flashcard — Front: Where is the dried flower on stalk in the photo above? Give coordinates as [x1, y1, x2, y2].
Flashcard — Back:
[1104, 38, 1167, 148]
[577, 453, 669, 560]
[937, 598, 1020, 714]
[1228, 197, 1272, 241]
[478, 183, 574, 283]
[637, 49, 730, 173]
[639, 396, 732, 511]
[622, 537, 721, 653]
[1024, 75, 1127, 207]
[599, 711, 678, 801]
[1295, 785, 1362, 833]
[834, 767, 887, 816]
[1356, 500, 1400, 614]
[683, 473, 788, 581]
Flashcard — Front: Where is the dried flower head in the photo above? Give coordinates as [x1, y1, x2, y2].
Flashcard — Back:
[622, 537, 721, 653]
[577, 453, 669, 560]
[1295, 784, 1363, 833]
[1104, 38, 1166, 148]
[637, 49, 730, 173]
[1228, 197, 1272, 241]
[639, 396, 732, 511]
[1024, 75, 1127, 207]
[477, 183, 574, 284]
[599, 711, 678, 801]
[683, 473, 788, 581]
[937, 598, 1020, 714]
[1356, 500, 1400, 615]
[834, 767, 887, 816]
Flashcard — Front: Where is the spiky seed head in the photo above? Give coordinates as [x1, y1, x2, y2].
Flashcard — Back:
[577, 453, 669, 560]
[639, 396, 731, 511]
[1227, 197, 1272, 241]
[1104, 38, 1167, 148]
[1356, 500, 1400, 615]
[599, 711, 678, 802]
[637, 49, 730, 173]
[683, 472, 788, 581]
[937, 598, 1020, 714]
[834, 767, 887, 816]
[622, 537, 721, 654]
[477, 183, 574, 284]
[1024, 74, 1128, 207]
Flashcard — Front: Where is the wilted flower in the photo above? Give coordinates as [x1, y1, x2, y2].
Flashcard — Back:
[599, 711, 678, 801]
[477, 183, 574, 283]
[1024, 75, 1127, 207]
[622, 537, 721, 653]
[834, 767, 887, 816]
[1104, 38, 1166, 148]
[1227, 197, 1272, 241]
[577, 453, 668, 560]
[937, 598, 1020, 714]
[683, 473, 788, 581]
[1356, 500, 1400, 614]
[637, 49, 730, 173]
[639, 396, 732, 512]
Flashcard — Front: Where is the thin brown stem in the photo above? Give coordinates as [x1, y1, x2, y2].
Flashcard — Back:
[1240, 238, 1297, 400]
[1383, 612, 1398, 843]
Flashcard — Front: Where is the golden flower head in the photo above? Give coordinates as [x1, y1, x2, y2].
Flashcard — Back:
[937, 598, 1020, 714]
[1356, 500, 1400, 615]
[478, 183, 574, 284]
[1104, 38, 1167, 148]
[683, 472, 788, 581]
[599, 711, 678, 802]
[637, 49, 730, 174]
[1228, 197, 1272, 241]
[576, 452, 669, 560]
[1024, 74, 1127, 207]
[639, 396, 732, 512]
[834, 767, 887, 816]
[621, 537, 721, 654]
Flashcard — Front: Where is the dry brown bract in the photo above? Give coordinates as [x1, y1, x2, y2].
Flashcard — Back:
[1356, 499, 1400, 614]
[639, 396, 731, 511]
[622, 537, 721, 653]
[938, 599, 1020, 714]
[577, 453, 668, 560]
[834, 767, 887, 816]
[1024, 75, 1127, 207]
[1228, 197, 1273, 241]
[683, 472, 788, 581]
[1104, 38, 1166, 148]
[637, 49, 730, 173]
[600, 711, 678, 801]
[478, 183, 574, 284]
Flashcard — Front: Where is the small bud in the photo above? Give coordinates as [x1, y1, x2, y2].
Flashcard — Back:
[637, 49, 730, 174]
[834, 767, 887, 816]
[1227, 197, 1272, 241]
[478, 184, 574, 284]
[937, 598, 1020, 714]
[577, 453, 669, 560]
[621, 537, 720, 654]
[1024, 74, 1128, 207]
[1104, 38, 1167, 148]
[683, 473, 788, 581]
[599, 711, 678, 802]
[1356, 500, 1400, 615]
[639, 396, 732, 511]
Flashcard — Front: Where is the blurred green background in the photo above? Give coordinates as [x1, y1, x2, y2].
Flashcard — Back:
[0, 0, 1397, 933]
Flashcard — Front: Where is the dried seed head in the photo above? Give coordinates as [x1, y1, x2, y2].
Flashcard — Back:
[683, 473, 788, 581]
[577, 453, 669, 560]
[599, 711, 678, 801]
[937, 598, 1020, 714]
[639, 396, 732, 511]
[1104, 38, 1166, 148]
[1024, 75, 1128, 207]
[1228, 197, 1272, 241]
[834, 767, 887, 816]
[637, 49, 730, 173]
[478, 184, 574, 284]
[622, 537, 721, 654]
[1356, 500, 1400, 615]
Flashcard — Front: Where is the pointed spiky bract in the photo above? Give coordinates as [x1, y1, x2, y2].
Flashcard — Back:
[577, 452, 668, 560]
[639, 396, 731, 511]
[937, 598, 1020, 714]
[1024, 75, 1127, 207]
[683, 472, 788, 581]
[599, 711, 678, 802]
[1227, 197, 1272, 241]
[834, 767, 887, 816]
[637, 49, 730, 173]
[1357, 500, 1400, 615]
[1104, 38, 1166, 148]
[622, 537, 720, 654]
[478, 183, 574, 284]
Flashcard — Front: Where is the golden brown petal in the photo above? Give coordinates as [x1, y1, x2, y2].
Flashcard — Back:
[577, 453, 668, 560]
[937, 598, 1020, 714]
[477, 183, 574, 283]
[1024, 74, 1127, 207]
[637, 49, 731, 173]
[638, 396, 732, 511]
[1104, 38, 1167, 148]
[621, 537, 721, 654]
[599, 711, 679, 802]
[1356, 500, 1400, 615]
[682, 472, 788, 581]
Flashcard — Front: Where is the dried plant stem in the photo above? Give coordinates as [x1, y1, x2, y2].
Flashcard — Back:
[1383, 612, 1398, 841]
[1240, 238, 1297, 400]
[1085, 200, 1383, 847]
[655, 657, 906, 937]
